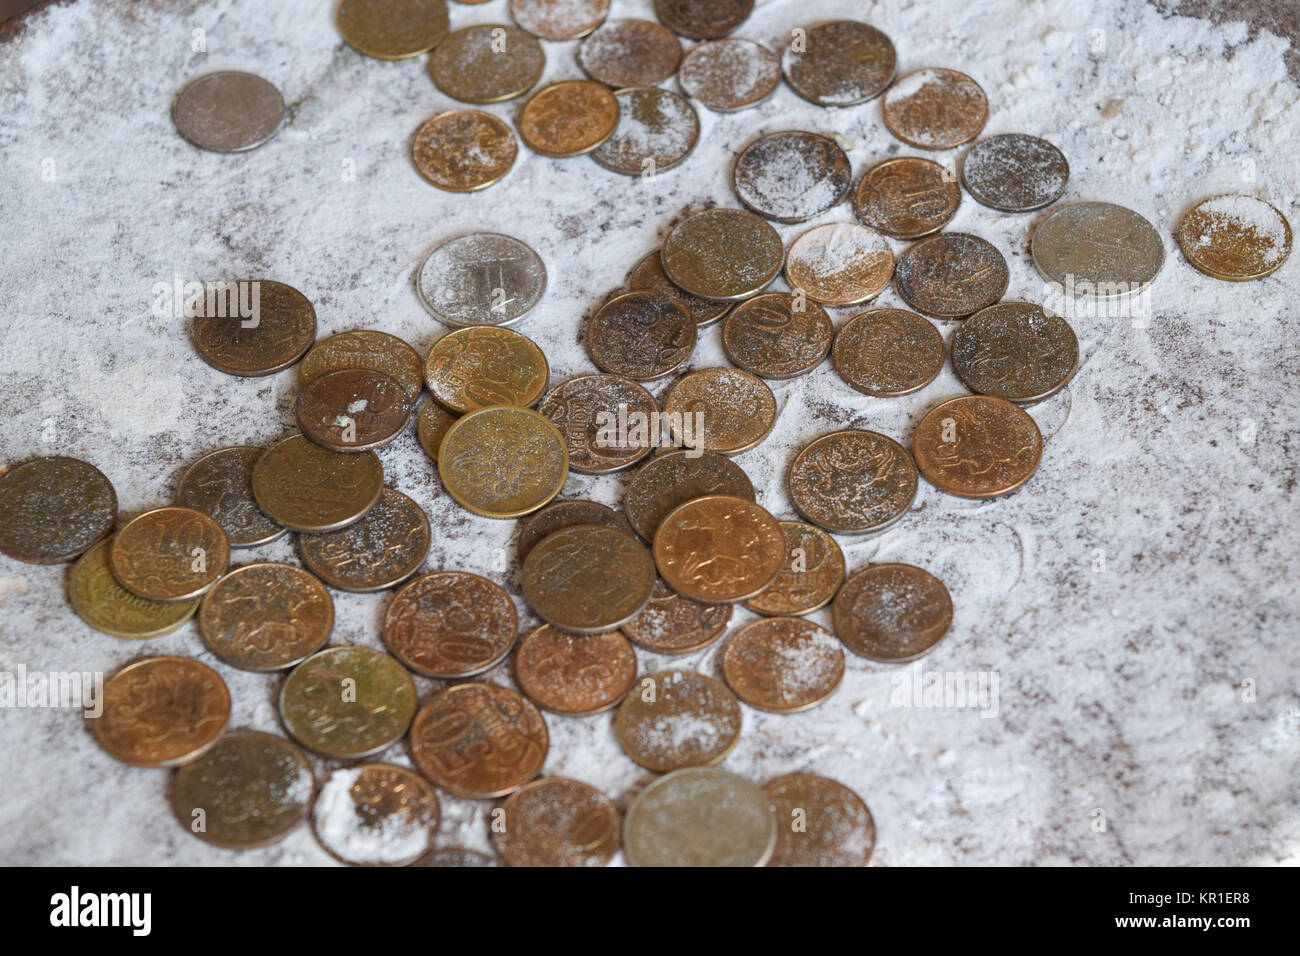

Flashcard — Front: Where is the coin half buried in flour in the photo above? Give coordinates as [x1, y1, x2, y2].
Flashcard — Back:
[952, 301, 1079, 404]
[655, 0, 752, 39]
[515, 625, 638, 715]
[662, 367, 777, 454]
[171, 70, 285, 152]
[788, 430, 917, 535]
[522, 524, 657, 633]
[382, 571, 518, 678]
[299, 330, 424, 403]
[428, 24, 545, 103]
[518, 80, 620, 157]
[92, 656, 230, 767]
[296, 368, 414, 452]
[298, 487, 431, 592]
[785, 222, 894, 307]
[744, 521, 845, 616]
[615, 670, 742, 771]
[895, 232, 1009, 318]
[679, 37, 780, 111]
[782, 19, 896, 107]
[577, 18, 682, 87]
[763, 772, 875, 867]
[622, 579, 732, 654]
[416, 402, 457, 462]
[411, 110, 519, 192]
[661, 207, 784, 300]
[832, 308, 945, 397]
[912, 395, 1043, 498]
[653, 494, 785, 603]
[416, 232, 546, 327]
[199, 563, 334, 671]
[190, 279, 317, 377]
[69, 538, 199, 639]
[424, 326, 550, 413]
[733, 131, 852, 224]
[721, 293, 832, 380]
[0, 455, 116, 564]
[1177, 194, 1292, 281]
[109, 506, 230, 603]
[510, 0, 608, 41]
[493, 777, 621, 867]
[592, 87, 700, 176]
[312, 763, 441, 866]
[586, 291, 696, 381]
[832, 563, 953, 663]
[515, 499, 633, 562]
[723, 617, 845, 713]
[177, 446, 286, 548]
[280, 646, 417, 759]
[437, 406, 569, 518]
[537, 374, 659, 473]
[962, 133, 1069, 213]
[624, 449, 755, 541]
[883, 68, 989, 150]
[627, 249, 732, 327]
[853, 156, 961, 240]
[1031, 201, 1164, 297]
[625, 766, 775, 867]
[251, 434, 384, 532]
[336, 0, 450, 59]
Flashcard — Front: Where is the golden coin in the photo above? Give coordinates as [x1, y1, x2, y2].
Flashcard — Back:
[732, 131, 852, 224]
[383, 571, 517, 678]
[296, 367, 414, 452]
[0, 455, 116, 564]
[522, 524, 656, 633]
[853, 156, 960, 239]
[952, 301, 1079, 404]
[743, 521, 844, 616]
[279, 646, 417, 758]
[615, 669, 741, 771]
[515, 625, 637, 715]
[424, 326, 548, 414]
[416, 401, 457, 462]
[69, 537, 199, 639]
[787, 430, 917, 535]
[627, 249, 732, 327]
[298, 487, 431, 592]
[913, 395, 1042, 498]
[961, 133, 1069, 212]
[518, 80, 620, 158]
[336, 0, 450, 59]
[587, 291, 697, 381]
[312, 763, 440, 866]
[763, 772, 875, 866]
[832, 562, 953, 662]
[177, 446, 287, 549]
[494, 777, 620, 867]
[592, 86, 700, 176]
[437, 406, 569, 518]
[92, 656, 230, 768]
[109, 506, 230, 603]
[577, 18, 681, 87]
[624, 448, 754, 541]
[661, 207, 783, 300]
[537, 374, 659, 473]
[510, 0, 608, 41]
[653, 494, 784, 603]
[190, 279, 317, 377]
[298, 330, 423, 403]
[625, 767, 775, 866]
[1030, 201, 1165, 297]
[199, 563, 334, 671]
[428, 24, 545, 103]
[722, 617, 844, 712]
[622, 579, 731, 654]
[654, 0, 753, 40]
[1177, 194, 1292, 281]
[782, 19, 896, 107]
[882, 68, 989, 150]
[411, 109, 518, 192]
[785, 222, 894, 307]
[515, 499, 634, 562]
[679, 37, 779, 112]
[720, 292, 831, 380]
[895, 232, 1009, 319]
[251, 434, 384, 532]
[662, 367, 777, 455]
[832, 308, 945, 397]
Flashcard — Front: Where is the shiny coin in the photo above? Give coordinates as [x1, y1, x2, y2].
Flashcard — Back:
[653, 494, 784, 602]
[592, 87, 699, 176]
[280, 646, 417, 758]
[913, 395, 1043, 498]
[190, 279, 316, 377]
[0, 456, 115, 564]
[763, 772, 875, 866]
[628, 249, 732, 327]
[721, 293, 831, 380]
[177, 446, 286, 548]
[788, 430, 917, 535]
[722, 617, 844, 713]
[425, 848, 499, 867]
[744, 521, 844, 616]
[410, 682, 549, 799]
[577, 18, 681, 87]
[661, 207, 783, 300]
[510, 0, 608, 40]
[199, 563, 333, 671]
[336, 0, 450, 59]
[832, 562, 953, 662]
[654, 0, 752, 40]
[962, 133, 1069, 212]
[895, 232, 1009, 318]
[252, 434, 384, 532]
[786, 222, 894, 307]
[109, 506, 230, 603]
[68, 538, 199, 639]
[782, 20, 896, 107]
[171, 71, 284, 152]
[299, 488, 430, 592]
[853, 156, 961, 239]
[416, 232, 545, 327]
[494, 777, 620, 867]
[411, 110, 518, 192]
[625, 767, 775, 866]
[93, 656, 229, 768]
[1177, 194, 1293, 281]
[538, 374, 659, 473]
[437, 406, 568, 518]
[296, 368, 414, 452]
[383, 571, 517, 678]
[518, 80, 620, 158]
[952, 301, 1079, 404]
[832, 308, 944, 397]
[679, 38, 779, 111]
[615, 670, 741, 771]
[516, 499, 634, 562]
[733, 131, 851, 224]
[424, 326, 549, 413]
[662, 367, 777, 455]
[522, 524, 656, 633]
[172, 730, 314, 848]
[515, 626, 637, 716]
[299, 330, 423, 404]
[312, 763, 440, 866]
[883, 68, 989, 150]
[587, 291, 697, 381]
[416, 402, 457, 462]
[428, 24, 545, 103]
[624, 449, 754, 541]
[1030, 201, 1164, 297]
[622, 579, 731, 654]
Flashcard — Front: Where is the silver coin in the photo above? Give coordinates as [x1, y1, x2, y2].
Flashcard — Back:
[591, 87, 700, 176]
[171, 71, 285, 153]
[678, 38, 780, 112]
[962, 134, 1069, 212]
[416, 233, 547, 327]
[624, 767, 776, 867]
[177, 446, 287, 549]
[732, 131, 852, 224]
[1031, 201, 1165, 298]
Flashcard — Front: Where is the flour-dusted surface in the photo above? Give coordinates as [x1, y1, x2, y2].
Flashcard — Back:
[0, 0, 1297, 866]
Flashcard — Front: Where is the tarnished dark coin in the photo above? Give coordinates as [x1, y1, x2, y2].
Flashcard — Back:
[312, 763, 441, 866]
[518, 80, 620, 158]
[883, 68, 989, 150]
[577, 18, 682, 88]
[425, 326, 549, 413]
[832, 563, 953, 662]
[679, 38, 779, 112]
[787, 430, 918, 535]
[411, 110, 518, 192]
[733, 131, 851, 223]
[653, 494, 784, 603]
[522, 524, 657, 633]
[622, 579, 731, 654]
[191, 279, 316, 377]
[587, 290, 696, 381]
[437, 406, 569, 518]
[782, 20, 896, 107]
[69, 537, 199, 639]
[628, 250, 732, 327]
[722, 617, 844, 713]
[515, 625, 637, 716]
[661, 207, 783, 300]
[615, 670, 741, 771]
[199, 563, 334, 671]
[299, 330, 423, 403]
[832, 308, 944, 397]
[1031, 201, 1165, 297]
[538, 374, 659, 473]
[252, 434, 384, 532]
[336, 0, 450, 59]
[962, 134, 1069, 212]
[425, 848, 499, 867]
[786, 222, 894, 307]
[895, 232, 1009, 319]
[383, 571, 517, 678]
[516, 499, 633, 562]
[299, 488, 430, 592]
[624, 449, 754, 541]
[428, 24, 545, 103]
[510, 0, 608, 41]
[280, 646, 417, 758]
[171, 71, 284, 152]
[721, 293, 831, 380]
[296, 368, 414, 453]
[662, 367, 777, 454]
[764, 773, 875, 867]
[178, 446, 285, 549]
[744, 521, 844, 617]
[625, 767, 775, 866]
[952, 302, 1079, 404]
[416, 402, 457, 462]
[109, 506, 230, 603]
[654, 0, 752, 40]
[1177, 194, 1292, 281]
[0, 456, 115, 564]
[853, 156, 961, 239]
[92, 656, 230, 768]
[912, 395, 1043, 498]
[592, 87, 700, 176]
[417, 232, 546, 327]
[494, 777, 620, 867]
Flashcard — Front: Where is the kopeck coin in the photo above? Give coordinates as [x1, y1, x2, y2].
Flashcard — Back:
[622, 579, 731, 654]
[416, 232, 545, 327]
[1030, 201, 1164, 297]
[577, 18, 681, 87]
[92, 656, 229, 768]
[518, 80, 620, 158]
[679, 38, 779, 111]
[662, 367, 777, 455]
[655, 0, 753, 40]
[515, 625, 637, 715]
[383, 571, 517, 678]
[416, 402, 457, 462]
[280, 646, 417, 758]
[882, 68, 989, 150]
[962, 133, 1069, 212]
[199, 563, 333, 671]
[832, 308, 944, 397]
[624, 449, 754, 541]
[425, 848, 500, 867]
[787, 430, 917, 535]
[895, 232, 1009, 318]
[853, 156, 961, 239]
[627, 249, 732, 327]
[782, 20, 895, 107]
[171, 71, 284, 152]
[299, 488, 430, 592]
[251, 434, 384, 532]
[296, 368, 414, 452]
[312, 763, 440, 866]
[722, 617, 844, 713]
[336, 0, 450, 58]
[661, 207, 783, 300]
[952, 301, 1079, 404]
[177, 446, 286, 548]
[411, 110, 518, 192]
[494, 777, 620, 866]
[190, 279, 316, 377]
[592, 87, 700, 176]
[721, 293, 831, 380]
[744, 521, 844, 616]
[1177, 194, 1292, 281]
[763, 773, 875, 867]
[299, 330, 423, 403]
[109, 506, 230, 603]
[428, 24, 545, 103]
[0, 456, 115, 564]
[625, 767, 775, 866]
[912, 395, 1042, 498]
[832, 562, 953, 662]
[785, 222, 894, 306]
[515, 499, 634, 562]
[510, 0, 608, 41]
[437, 406, 568, 518]
[69, 538, 199, 639]
[537, 374, 659, 473]
[424, 326, 549, 413]
[733, 131, 852, 224]
[522, 524, 656, 633]
[587, 291, 696, 380]
[653, 495, 784, 602]
[615, 670, 741, 771]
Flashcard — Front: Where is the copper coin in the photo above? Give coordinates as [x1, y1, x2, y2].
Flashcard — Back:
[411, 110, 518, 192]
[1177, 194, 1293, 281]
[733, 131, 851, 224]
[662, 367, 777, 455]
[177, 446, 286, 549]
[587, 290, 696, 381]
[592, 86, 700, 176]
[522, 524, 657, 633]
[952, 301, 1079, 404]
[883, 68, 989, 150]
[298, 487, 431, 592]
[832, 562, 953, 662]
[424, 326, 549, 414]
[416, 401, 457, 462]
[577, 18, 682, 88]
[494, 777, 620, 866]
[299, 330, 423, 404]
[191, 279, 316, 377]
[312, 763, 440, 866]
[782, 20, 896, 107]
[279, 646, 417, 758]
[537, 374, 660, 473]
[410, 682, 549, 799]
[416, 232, 546, 328]
[763, 772, 875, 867]
[661, 207, 783, 300]
[109, 506, 230, 603]
[679, 38, 779, 111]
[92, 656, 230, 768]
[199, 563, 334, 671]
[518, 80, 620, 158]
[171, 71, 285, 152]
[653, 494, 784, 603]
[0, 456, 115, 564]
[962, 133, 1069, 212]
[624, 449, 754, 542]
[1031, 201, 1165, 297]
[625, 767, 774, 866]
[437, 406, 569, 518]
[654, 0, 752, 40]
[514, 625, 637, 716]
[895, 232, 1009, 319]
[510, 0, 608, 41]
[622, 578, 731, 654]
[744, 521, 845, 616]
[722, 617, 844, 713]
[614, 669, 741, 771]
[68, 537, 199, 640]
[428, 24, 545, 104]
[853, 156, 960, 240]
[785, 222, 894, 307]
[627, 249, 732, 327]
[383, 571, 517, 678]
[251, 434, 384, 533]
[336, 0, 450, 59]
[721, 293, 831, 380]
[515, 499, 633, 563]
[296, 368, 414, 453]
[788, 430, 917, 535]
[912, 395, 1043, 498]
[832, 308, 944, 397]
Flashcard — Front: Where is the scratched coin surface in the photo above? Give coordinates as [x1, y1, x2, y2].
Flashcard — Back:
[662, 367, 777, 455]
[782, 20, 896, 107]
[296, 368, 414, 452]
[883, 68, 989, 150]
[516, 499, 633, 562]
[411, 110, 518, 192]
[416, 402, 457, 462]
[428, 24, 545, 103]
[587, 291, 696, 381]
[653, 495, 784, 603]
[252, 434, 384, 532]
[410, 682, 549, 799]
[298, 488, 430, 592]
[679, 38, 779, 111]
[417, 232, 546, 327]
[93, 656, 230, 768]
[627, 249, 732, 327]
[832, 563, 953, 662]
[424, 326, 549, 413]
[172, 730, 315, 849]
[537, 374, 659, 474]
[171, 70, 284, 152]
[494, 777, 620, 867]
[437, 406, 568, 518]
[336, 0, 450, 58]
[624, 449, 755, 541]
[895, 232, 1009, 318]
[626, 767, 775, 866]
[177, 446, 286, 549]
[655, 0, 753, 40]
[1030, 201, 1165, 297]
[592, 87, 700, 176]
[786, 222, 894, 307]
[199, 563, 333, 671]
[577, 18, 682, 87]
[1177, 194, 1293, 281]
[952, 301, 1079, 404]
[913, 396, 1043, 498]
[109, 506, 230, 603]
[280, 646, 417, 759]
[522, 524, 657, 633]
[721, 293, 831, 380]
[661, 207, 783, 300]
[733, 131, 852, 224]
[191, 279, 316, 377]
[962, 133, 1069, 212]
[383, 571, 517, 678]
[514, 626, 638, 716]
[510, 0, 608, 40]
[299, 330, 424, 404]
[312, 763, 441, 866]
[518, 80, 620, 158]
[764, 773, 875, 867]
[0, 456, 115, 564]
[832, 308, 945, 397]
[615, 670, 742, 771]
[853, 156, 960, 239]
[788, 431, 918, 535]
[622, 579, 731, 654]
[69, 537, 199, 639]
[723, 617, 845, 713]
[744, 521, 845, 616]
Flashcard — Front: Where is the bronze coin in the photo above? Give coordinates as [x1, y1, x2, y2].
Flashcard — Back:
[411, 110, 518, 192]
[199, 563, 334, 671]
[109, 506, 230, 603]
[251, 434, 384, 533]
[537, 373, 659, 473]
[518, 80, 620, 158]
[853, 156, 961, 240]
[190, 279, 316, 377]
[299, 330, 423, 404]
[296, 368, 414, 453]
[1177, 194, 1293, 281]
[653, 494, 784, 603]
[494, 777, 620, 867]
[177, 446, 286, 549]
[510, 0, 608, 41]
[279, 646, 418, 758]
[515, 499, 634, 563]
[787, 430, 918, 535]
[522, 524, 657, 633]
[912, 395, 1043, 499]
[298, 487, 431, 592]
[962, 134, 1069, 213]
[733, 131, 852, 224]
[624, 448, 755, 541]
[721, 293, 831, 380]
[68, 537, 200, 640]
[662, 367, 777, 454]
[336, 0, 450, 59]
[514, 625, 637, 716]
[311, 763, 441, 866]
[424, 325, 549, 414]
[628, 249, 732, 327]
[437, 406, 569, 518]
[722, 617, 844, 713]
[832, 308, 945, 397]
[782, 20, 896, 107]
[895, 232, 1009, 319]
[661, 207, 784, 300]
[654, 0, 752, 40]
[763, 772, 875, 867]
[832, 562, 953, 662]
[410, 682, 549, 799]
[785, 222, 895, 307]
[383, 571, 517, 678]
[592, 86, 700, 176]
[622, 578, 731, 654]
[577, 18, 682, 88]
[883, 68, 989, 150]
[416, 401, 457, 462]
[0, 455, 115, 564]
[428, 24, 545, 104]
[92, 656, 230, 768]
[952, 301, 1079, 404]
[587, 290, 696, 381]
[614, 669, 741, 771]
[744, 521, 845, 617]
[679, 37, 779, 112]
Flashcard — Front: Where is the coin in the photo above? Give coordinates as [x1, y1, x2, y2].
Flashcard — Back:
[109, 506, 230, 603]
[962, 133, 1069, 212]
[679, 38, 779, 111]
[522, 524, 656, 633]
[299, 330, 424, 404]
[786, 222, 894, 307]
[312, 763, 441, 866]
[615, 670, 741, 771]
[1177, 194, 1293, 281]
[177, 446, 285, 549]
[1030, 201, 1165, 297]
[411, 110, 518, 192]
[537, 374, 659, 473]
[171, 71, 284, 152]
[0, 456, 115, 564]
[832, 308, 944, 397]
[654, 0, 752, 40]
[662, 367, 777, 455]
[199, 563, 333, 671]
[68, 538, 199, 639]
[516, 499, 633, 562]
[510, 0, 607, 40]
[853, 156, 961, 239]
[832, 562, 953, 662]
[296, 368, 414, 453]
[494, 777, 620, 867]
[425, 848, 499, 867]
[628, 250, 731, 327]
[92, 656, 230, 768]
[383, 571, 517, 678]
[518, 80, 620, 158]
[280, 646, 417, 758]
[733, 131, 852, 224]
[437, 406, 568, 518]
[428, 24, 545, 104]
[895, 232, 1009, 318]
[424, 326, 549, 414]
[622, 579, 731, 654]
[653, 495, 784, 603]
[592, 87, 700, 176]
[416, 232, 546, 328]
[722, 617, 844, 713]
[743, 521, 844, 616]
[190, 279, 316, 377]
[336, 0, 450, 58]
[514, 626, 637, 716]
[252, 434, 384, 532]
[952, 301, 1079, 404]
[624, 449, 754, 541]
[172, 730, 315, 848]
[299, 488, 430, 593]
[883, 68, 989, 150]
[782, 20, 896, 107]
[577, 18, 681, 87]
[720, 293, 831, 380]
[587, 291, 697, 381]
[410, 682, 549, 799]
[912, 395, 1043, 498]
[625, 767, 775, 866]
[763, 773, 875, 867]
[661, 207, 783, 300]
[787, 430, 917, 535]
[416, 402, 457, 462]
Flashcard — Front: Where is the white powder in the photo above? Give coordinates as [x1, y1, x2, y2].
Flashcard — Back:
[312, 767, 437, 866]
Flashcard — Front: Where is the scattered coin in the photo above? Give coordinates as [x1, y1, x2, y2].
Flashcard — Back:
[785, 222, 894, 306]
[428, 24, 545, 103]
[437, 406, 568, 518]
[514, 626, 638, 716]
[721, 293, 832, 380]
[296, 368, 414, 452]
[962, 133, 1069, 212]
[537, 374, 659, 473]
[336, 0, 450, 59]
[679, 38, 779, 111]
[171, 71, 285, 152]
[411, 110, 518, 192]
[109, 506, 230, 603]
[832, 563, 953, 662]
[251, 434, 384, 532]
[654, 0, 753, 40]
[416, 402, 457, 462]
[733, 131, 852, 223]
[515, 499, 634, 562]
[522, 524, 656, 633]
[199, 563, 334, 671]
[787, 430, 918, 535]
[952, 301, 1079, 404]
[577, 18, 682, 88]
[177, 446, 286, 549]
[586, 290, 697, 381]
[383, 571, 518, 678]
[425, 848, 500, 867]
[299, 330, 424, 404]
[1030, 201, 1165, 297]
[0, 456, 116, 564]
[782, 20, 896, 107]
[312, 763, 441, 866]
[912, 395, 1043, 498]
[298, 488, 430, 592]
[1177, 194, 1293, 281]
[624, 766, 775, 867]
[653, 494, 784, 602]
[744, 521, 845, 616]
[883, 68, 989, 150]
[832, 308, 945, 397]
[853, 156, 961, 239]
[895, 232, 1009, 318]
[662, 367, 777, 455]
[510, 0, 608, 40]
[615, 670, 741, 771]
[92, 656, 230, 768]
[280, 646, 417, 759]
[624, 449, 754, 541]
[494, 777, 620, 866]
[627, 249, 732, 327]
[518, 80, 620, 158]
[661, 207, 783, 300]
[622, 579, 732, 654]
[424, 326, 549, 413]
[190, 279, 316, 377]
[68, 537, 199, 639]
[722, 617, 845, 713]
[763, 773, 875, 866]
[416, 232, 546, 327]
[592, 86, 700, 176]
